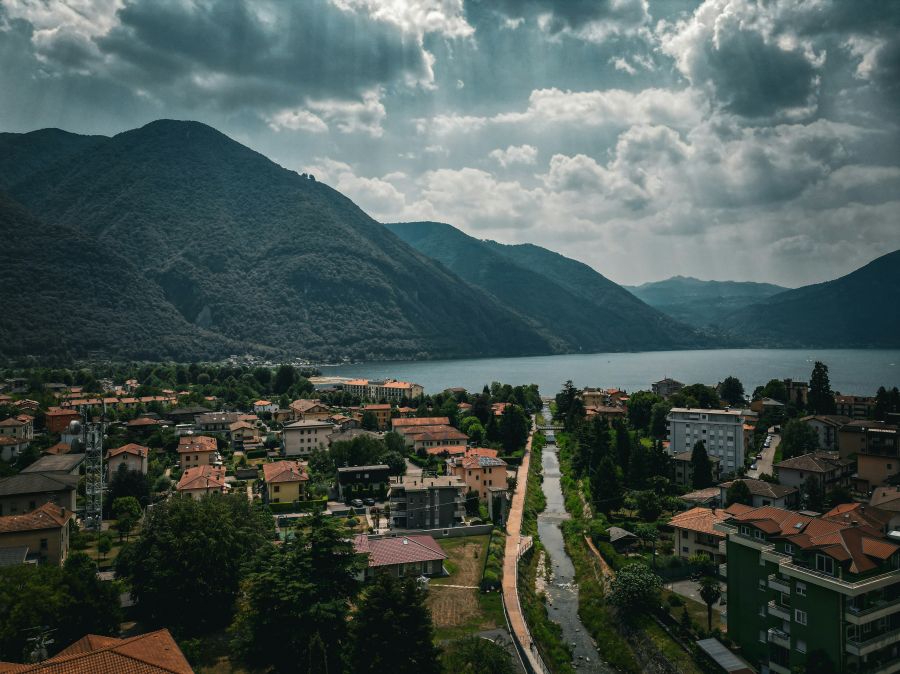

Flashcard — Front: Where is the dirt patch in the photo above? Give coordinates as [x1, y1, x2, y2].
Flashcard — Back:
[431, 537, 488, 587]
[427, 586, 482, 628]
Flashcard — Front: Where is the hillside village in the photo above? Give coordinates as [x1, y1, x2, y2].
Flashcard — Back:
[1, 363, 899, 673]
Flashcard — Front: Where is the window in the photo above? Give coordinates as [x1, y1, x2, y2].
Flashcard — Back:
[795, 609, 807, 625]
[796, 582, 806, 597]
[40, 538, 48, 550]
[785, 544, 794, 554]
[815, 554, 835, 576]
[759, 630, 767, 643]
[759, 605, 767, 617]
[683, 546, 689, 553]
[754, 529, 764, 540]
[796, 640, 807, 654]
[274, 486, 280, 493]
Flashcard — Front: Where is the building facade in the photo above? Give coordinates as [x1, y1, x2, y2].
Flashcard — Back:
[283, 420, 334, 456]
[667, 407, 747, 474]
[840, 421, 900, 490]
[344, 379, 424, 403]
[388, 476, 466, 529]
[719, 504, 900, 674]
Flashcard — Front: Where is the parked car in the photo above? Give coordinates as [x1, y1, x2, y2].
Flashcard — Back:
[363, 497, 375, 506]
[351, 498, 364, 508]
[750, 462, 758, 470]
[756, 453, 763, 460]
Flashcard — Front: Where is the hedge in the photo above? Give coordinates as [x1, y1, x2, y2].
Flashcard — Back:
[267, 498, 327, 514]
[245, 448, 267, 459]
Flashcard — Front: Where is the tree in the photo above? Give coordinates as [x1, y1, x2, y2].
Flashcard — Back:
[825, 486, 853, 508]
[802, 475, 824, 512]
[690, 441, 713, 489]
[698, 576, 722, 631]
[608, 564, 662, 620]
[347, 574, 441, 674]
[718, 376, 745, 406]
[97, 533, 113, 561]
[230, 512, 363, 672]
[613, 419, 631, 477]
[627, 438, 650, 489]
[460, 416, 486, 444]
[780, 419, 820, 459]
[809, 361, 836, 414]
[498, 404, 529, 453]
[635, 490, 662, 521]
[361, 411, 379, 431]
[273, 364, 297, 395]
[649, 402, 672, 439]
[116, 494, 272, 635]
[725, 480, 752, 507]
[382, 451, 407, 477]
[627, 391, 661, 432]
[754, 379, 788, 403]
[441, 636, 516, 674]
[107, 463, 150, 508]
[112, 496, 142, 541]
[592, 456, 622, 514]
[672, 384, 720, 409]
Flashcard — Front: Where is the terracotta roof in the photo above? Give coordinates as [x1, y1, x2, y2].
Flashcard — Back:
[0, 628, 193, 673]
[363, 404, 392, 410]
[126, 418, 161, 427]
[253, 400, 272, 406]
[405, 428, 468, 442]
[262, 461, 308, 484]
[176, 465, 226, 492]
[353, 534, 447, 568]
[0, 502, 72, 534]
[775, 451, 851, 474]
[824, 502, 892, 532]
[668, 505, 750, 538]
[425, 445, 467, 457]
[44, 442, 72, 456]
[871, 486, 900, 511]
[107, 444, 149, 460]
[457, 455, 507, 470]
[719, 479, 797, 499]
[45, 408, 79, 418]
[0, 418, 26, 428]
[228, 421, 255, 431]
[391, 417, 450, 428]
[176, 436, 217, 453]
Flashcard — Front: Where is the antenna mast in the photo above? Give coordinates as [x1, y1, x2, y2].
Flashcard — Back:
[82, 404, 105, 531]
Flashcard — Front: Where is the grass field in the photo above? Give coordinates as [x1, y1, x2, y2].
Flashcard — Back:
[427, 534, 504, 641]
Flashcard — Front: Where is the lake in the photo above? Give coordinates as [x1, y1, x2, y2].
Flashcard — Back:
[324, 349, 900, 396]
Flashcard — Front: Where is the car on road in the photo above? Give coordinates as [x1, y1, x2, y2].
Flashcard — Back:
[363, 497, 375, 506]
[750, 462, 758, 470]
[756, 453, 763, 460]
[350, 498, 364, 508]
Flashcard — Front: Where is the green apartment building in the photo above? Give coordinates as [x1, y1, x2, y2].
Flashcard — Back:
[717, 503, 900, 674]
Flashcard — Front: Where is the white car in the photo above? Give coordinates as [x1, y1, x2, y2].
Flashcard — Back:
[750, 462, 758, 470]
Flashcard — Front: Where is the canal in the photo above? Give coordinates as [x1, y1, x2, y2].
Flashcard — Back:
[536, 407, 610, 672]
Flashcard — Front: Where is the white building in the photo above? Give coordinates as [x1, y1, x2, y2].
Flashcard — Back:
[667, 407, 746, 474]
[282, 420, 335, 457]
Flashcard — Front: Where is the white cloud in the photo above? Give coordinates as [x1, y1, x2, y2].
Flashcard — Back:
[267, 109, 328, 133]
[333, 0, 474, 38]
[489, 144, 538, 167]
[267, 89, 386, 136]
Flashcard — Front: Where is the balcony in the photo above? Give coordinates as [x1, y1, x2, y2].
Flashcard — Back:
[769, 574, 791, 594]
[846, 626, 900, 657]
[718, 540, 726, 555]
[846, 596, 900, 625]
[768, 660, 791, 674]
[762, 548, 792, 564]
[768, 600, 791, 621]
[767, 627, 790, 649]
[780, 560, 900, 597]
[719, 564, 727, 579]
[863, 654, 900, 674]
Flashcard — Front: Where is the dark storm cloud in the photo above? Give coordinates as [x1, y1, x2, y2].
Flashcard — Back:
[96, 0, 430, 104]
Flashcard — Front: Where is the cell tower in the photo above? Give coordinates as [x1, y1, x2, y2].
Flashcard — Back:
[81, 405, 106, 531]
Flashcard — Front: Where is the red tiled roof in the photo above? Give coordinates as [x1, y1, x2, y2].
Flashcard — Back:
[668, 505, 750, 538]
[253, 400, 272, 406]
[392, 417, 450, 428]
[353, 534, 447, 568]
[177, 465, 226, 492]
[363, 404, 392, 410]
[177, 436, 217, 453]
[44, 442, 72, 456]
[0, 502, 72, 534]
[262, 461, 308, 484]
[107, 443, 149, 460]
[126, 417, 161, 427]
[425, 445, 467, 457]
[0, 629, 193, 673]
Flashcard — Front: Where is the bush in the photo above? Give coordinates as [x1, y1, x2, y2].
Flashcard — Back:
[667, 594, 684, 607]
[245, 448, 267, 459]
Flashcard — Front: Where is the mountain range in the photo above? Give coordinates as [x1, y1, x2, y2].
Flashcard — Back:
[626, 277, 788, 330]
[1, 120, 897, 363]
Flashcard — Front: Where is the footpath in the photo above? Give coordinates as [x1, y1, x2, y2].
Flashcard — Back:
[501, 423, 546, 673]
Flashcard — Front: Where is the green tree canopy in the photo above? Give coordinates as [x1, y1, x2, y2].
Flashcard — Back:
[116, 494, 273, 635]
[718, 376, 745, 406]
[690, 441, 713, 489]
[608, 563, 662, 620]
[230, 512, 363, 673]
[106, 463, 150, 508]
[627, 390, 661, 432]
[725, 480, 752, 507]
[592, 455, 622, 514]
[346, 574, 441, 674]
[112, 496, 142, 541]
[440, 637, 516, 674]
[780, 418, 820, 459]
[809, 361, 836, 414]
[498, 404, 529, 453]
[699, 576, 722, 631]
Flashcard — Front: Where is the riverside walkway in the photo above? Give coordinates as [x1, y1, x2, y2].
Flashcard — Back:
[502, 421, 547, 673]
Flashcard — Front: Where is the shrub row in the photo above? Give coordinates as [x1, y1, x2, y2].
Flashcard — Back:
[267, 498, 327, 514]
[480, 528, 505, 591]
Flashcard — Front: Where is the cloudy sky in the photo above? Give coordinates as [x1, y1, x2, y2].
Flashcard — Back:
[2, 0, 899, 286]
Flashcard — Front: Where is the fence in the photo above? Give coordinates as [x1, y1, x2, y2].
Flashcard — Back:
[369, 523, 493, 539]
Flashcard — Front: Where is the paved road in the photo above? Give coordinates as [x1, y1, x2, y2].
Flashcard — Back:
[747, 430, 780, 478]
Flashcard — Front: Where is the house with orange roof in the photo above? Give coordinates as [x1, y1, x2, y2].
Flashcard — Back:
[402, 426, 469, 453]
[343, 378, 424, 403]
[446, 454, 508, 501]
[0, 502, 73, 566]
[253, 399, 277, 415]
[0, 628, 193, 673]
[177, 435, 221, 469]
[391, 416, 451, 430]
[261, 460, 308, 504]
[353, 533, 447, 580]
[718, 503, 900, 673]
[668, 504, 751, 564]
[43, 407, 81, 434]
[289, 399, 332, 422]
[106, 443, 149, 476]
[0, 436, 29, 462]
[176, 465, 228, 500]
[229, 420, 260, 447]
[361, 403, 392, 430]
[0, 415, 33, 442]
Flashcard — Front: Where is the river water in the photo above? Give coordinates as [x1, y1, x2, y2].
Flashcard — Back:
[536, 407, 609, 672]
[326, 348, 900, 396]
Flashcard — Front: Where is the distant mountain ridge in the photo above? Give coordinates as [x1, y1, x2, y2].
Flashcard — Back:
[625, 276, 788, 329]
[724, 250, 900, 347]
[385, 221, 709, 352]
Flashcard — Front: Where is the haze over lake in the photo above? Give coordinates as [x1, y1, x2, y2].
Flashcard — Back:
[326, 349, 900, 396]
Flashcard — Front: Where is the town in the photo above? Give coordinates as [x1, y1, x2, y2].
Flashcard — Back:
[1, 362, 898, 673]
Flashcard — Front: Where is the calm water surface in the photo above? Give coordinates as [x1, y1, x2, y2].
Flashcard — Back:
[325, 349, 900, 395]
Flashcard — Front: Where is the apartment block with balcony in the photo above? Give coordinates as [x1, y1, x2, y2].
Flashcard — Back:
[388, 476, 466, 530]
[840, 421, 900, 491]
[667, 407, 747, 474]
[717, 503, 900, 674]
